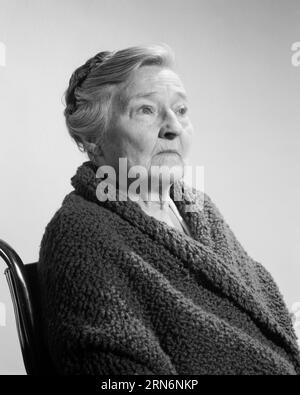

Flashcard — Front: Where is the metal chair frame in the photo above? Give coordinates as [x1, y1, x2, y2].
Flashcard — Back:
[0, 238, 56, 375]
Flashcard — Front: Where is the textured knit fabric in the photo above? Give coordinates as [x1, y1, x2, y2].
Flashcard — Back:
[37, 160, 300, 375]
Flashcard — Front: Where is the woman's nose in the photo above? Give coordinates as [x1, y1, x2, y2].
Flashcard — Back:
[158, 110, 183, 140]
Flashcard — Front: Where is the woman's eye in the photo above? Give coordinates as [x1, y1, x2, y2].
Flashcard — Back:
[177, 106, 188, 116]
[139, 105, 155, 115]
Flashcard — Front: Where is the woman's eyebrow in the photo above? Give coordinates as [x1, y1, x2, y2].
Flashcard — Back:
[129, 90, 188, 102]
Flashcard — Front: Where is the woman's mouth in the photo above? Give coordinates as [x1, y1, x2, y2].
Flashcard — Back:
[158, 150, 180, 156]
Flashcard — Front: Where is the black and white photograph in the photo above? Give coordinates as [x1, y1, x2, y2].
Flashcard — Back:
[0, 0, 299, 377]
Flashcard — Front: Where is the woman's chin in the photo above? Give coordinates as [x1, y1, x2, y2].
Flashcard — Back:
[151, 154, 183, 169]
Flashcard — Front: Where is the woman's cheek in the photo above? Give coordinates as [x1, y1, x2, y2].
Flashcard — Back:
[122, 129, 154, 165]
[133, 122, 158, 149]
[181, 125, 194, 158]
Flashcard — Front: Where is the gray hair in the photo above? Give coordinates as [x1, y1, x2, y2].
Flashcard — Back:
[63, 43, 176, 157]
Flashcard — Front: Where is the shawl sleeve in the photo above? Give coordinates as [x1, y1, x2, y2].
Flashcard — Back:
[37, 210, 177, 375]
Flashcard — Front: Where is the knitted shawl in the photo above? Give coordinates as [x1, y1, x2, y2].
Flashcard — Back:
[37, 160, 300, 375]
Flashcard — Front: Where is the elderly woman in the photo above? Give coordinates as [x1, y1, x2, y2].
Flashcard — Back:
[38, 44, 300, 375]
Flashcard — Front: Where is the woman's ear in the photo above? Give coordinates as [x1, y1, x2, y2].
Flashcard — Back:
[85, 142, 105, 166]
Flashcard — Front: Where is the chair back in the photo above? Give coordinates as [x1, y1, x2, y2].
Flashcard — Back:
[0, 239, 57, 375]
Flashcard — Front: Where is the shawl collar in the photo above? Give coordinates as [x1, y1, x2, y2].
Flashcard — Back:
[70, 160, 300, 371]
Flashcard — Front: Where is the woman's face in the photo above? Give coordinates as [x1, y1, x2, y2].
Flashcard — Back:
[99, 65, 194, 183]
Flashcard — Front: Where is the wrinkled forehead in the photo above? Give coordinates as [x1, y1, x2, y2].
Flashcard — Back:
[114, 66, 186, 112]
[126, 66, 184, 92]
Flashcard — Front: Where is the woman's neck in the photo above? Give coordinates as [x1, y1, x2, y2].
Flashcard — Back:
[119, 178, 172, 210]
[137, 185, 171, 210]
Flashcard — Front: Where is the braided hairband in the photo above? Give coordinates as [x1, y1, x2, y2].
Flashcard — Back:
[65, 51, 113, 116]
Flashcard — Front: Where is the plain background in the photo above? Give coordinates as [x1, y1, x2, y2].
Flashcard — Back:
[0, 0, 299, 374]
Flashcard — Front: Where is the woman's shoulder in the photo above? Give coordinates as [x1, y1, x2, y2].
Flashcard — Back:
[47, 190, 110, 228]
[38, 191, 115, 256]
